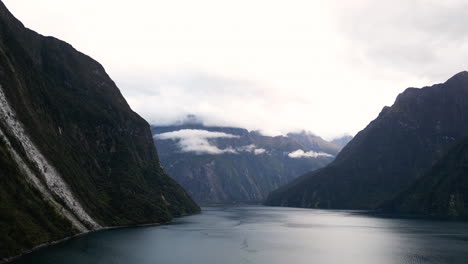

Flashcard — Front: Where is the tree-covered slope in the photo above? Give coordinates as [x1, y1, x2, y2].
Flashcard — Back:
[383, 135, 468, 219]
[265, 71, 468, 209]
[0, 1, 198, 259]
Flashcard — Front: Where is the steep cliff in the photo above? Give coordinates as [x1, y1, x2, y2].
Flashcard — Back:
[383, 135, 468, 219]
[265, 71, 468, 209]
[0, 1, 199, 259]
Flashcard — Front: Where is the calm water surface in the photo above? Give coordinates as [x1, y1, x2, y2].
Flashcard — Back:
[13, 206, 468, 264]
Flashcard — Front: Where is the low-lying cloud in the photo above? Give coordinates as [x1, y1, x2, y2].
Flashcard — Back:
[288, 149, 333, 159]
[254, 148, 266, 155]
[155, 129, 239, 155]
[236, 144, 256, 152]
[154, 129, 267, 155]
[237, 144, 267, 155]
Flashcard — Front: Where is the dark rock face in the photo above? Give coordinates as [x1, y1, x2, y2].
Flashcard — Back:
[265, 72, 468, 210]
[0, 139, 77, 259]
[152, 125, 339, 203]
[0, 1, 198, 259]
[383, 135, 468, 219]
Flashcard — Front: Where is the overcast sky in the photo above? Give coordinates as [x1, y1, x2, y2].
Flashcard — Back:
[4, 0, 468, 138]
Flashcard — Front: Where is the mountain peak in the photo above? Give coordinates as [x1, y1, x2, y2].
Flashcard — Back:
[448, 70, 468, 80]
[265, 71, 468, 210]
[445, 70, 468, 88]
[164, 114, 204, 126]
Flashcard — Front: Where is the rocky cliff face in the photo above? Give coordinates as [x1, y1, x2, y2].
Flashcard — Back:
[152, 124, 340, 203]
[0, 2, 199, 259]
[265, 71, 468, 210]
[383, 135, 468, 219]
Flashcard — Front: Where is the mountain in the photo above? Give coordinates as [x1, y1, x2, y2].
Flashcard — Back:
[330, 135, 353, 149]
[152, 123, 343, 203]
[287, 132, 353, 153]
[0, 2, 198, 260]
[286, 131, 342, 155]
[383, 135, 468, 219]
[265, 71, 468, 209]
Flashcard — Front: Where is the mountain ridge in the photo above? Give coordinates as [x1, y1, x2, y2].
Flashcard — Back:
[265, 71, 468, 210]
[152, 123, 346, 203]
[0, 1, 199, 259]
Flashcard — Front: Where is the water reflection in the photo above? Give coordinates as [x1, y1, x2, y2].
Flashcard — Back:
[12, 206, 468, 264]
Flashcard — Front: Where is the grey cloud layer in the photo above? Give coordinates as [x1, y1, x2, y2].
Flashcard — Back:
[119, 0, 468, 137]
[337, 0, 468, 80]
[8, 0, 467, 138]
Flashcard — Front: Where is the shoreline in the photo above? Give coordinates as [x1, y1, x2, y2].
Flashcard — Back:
[1, 211, 199, 264]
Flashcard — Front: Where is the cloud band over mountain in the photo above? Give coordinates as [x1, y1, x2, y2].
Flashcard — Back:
[154, 129, 266, 155]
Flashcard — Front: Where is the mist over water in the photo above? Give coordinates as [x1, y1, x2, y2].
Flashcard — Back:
[13, 206, 468, 264]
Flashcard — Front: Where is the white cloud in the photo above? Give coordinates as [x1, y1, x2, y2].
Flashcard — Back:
[154, 131, 269, 155]
[254, 148, 266, 155]
[154, 129, 239, 155]
[288, 149, 333, 159]
[236, 144, 267, 155]
[236, 144, 256, 152]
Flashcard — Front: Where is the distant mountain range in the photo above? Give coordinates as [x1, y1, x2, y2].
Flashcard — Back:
[265, 71, 468, 216]
[152, 122, 351, 203]
[330, 135, 354, 148]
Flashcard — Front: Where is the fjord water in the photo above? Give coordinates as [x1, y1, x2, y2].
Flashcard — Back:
[13, 206, 468, 264]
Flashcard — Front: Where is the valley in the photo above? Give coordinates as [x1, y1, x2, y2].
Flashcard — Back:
[152, 122, 350, 203]
[1, 0, 468, 263]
